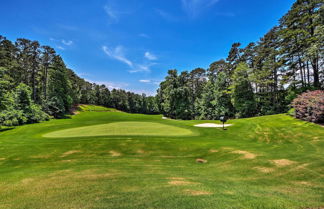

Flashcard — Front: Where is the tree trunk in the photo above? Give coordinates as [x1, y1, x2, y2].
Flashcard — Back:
[312, 57, 319, 88]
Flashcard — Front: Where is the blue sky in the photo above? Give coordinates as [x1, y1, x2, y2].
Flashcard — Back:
[1, 0, 295, 95]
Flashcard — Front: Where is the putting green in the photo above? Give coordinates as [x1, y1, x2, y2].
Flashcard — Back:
[43, 122, 194, 138]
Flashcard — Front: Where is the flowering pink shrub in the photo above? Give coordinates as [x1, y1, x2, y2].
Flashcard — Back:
[292, 90, 324, 123]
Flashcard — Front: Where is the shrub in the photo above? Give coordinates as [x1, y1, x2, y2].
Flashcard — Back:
[292, 90, 324, 123]
[25, 104, 49, 123]
[0, 109, 27, 126]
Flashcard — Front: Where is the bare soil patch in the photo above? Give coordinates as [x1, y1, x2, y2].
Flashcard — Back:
[209, 149, 219, 153]
[110, 150, 121, 157]
[231, 150, 257, 159]
[60, 159, 76, 163]
[271, 159, 296, 167]
[196, 158, 208, 163]
[21, 178, 34, 184]
[183, 189, 212, 196]
[166, 177, 186, 180]
[61, 150, 81, 158]
[295, 181, 312, 186]
[168, 180, 196, 186]
[136, 149, 146, 154]
[254, 166, 275, 173]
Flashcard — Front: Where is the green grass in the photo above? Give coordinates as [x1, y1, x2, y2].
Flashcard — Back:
[78, 104, 120, 112]
[0, 106, 323, 209]
[43, 122, 195, 138]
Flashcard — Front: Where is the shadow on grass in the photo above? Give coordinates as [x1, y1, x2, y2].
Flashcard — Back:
[56, 115, 72, 119]
[0, 127, 15, 132]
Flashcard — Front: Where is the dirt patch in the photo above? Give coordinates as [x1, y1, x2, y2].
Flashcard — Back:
[209, 149, 219, 153]
[183, 189, 212, 196]
[194, 123, 232, 128]
[166, 177, 186, 180]
[254, 167, 275, 173]
[70, 104, 81, 115]
[295, 181, 312, 186]
[196, 158, 208, 163]
[61, 150, 81, 158]
[109, 151, 121, 157]
[231, 150, 257, 159]
[31, 154, 52, 159]
[168, 180, 196, 186]
[21, 178, 34, 184]
[60, 159, 76, 163]
[222, 147, 233, 150]
[271, 159, 296, 167]
[136, 149, 146, 154]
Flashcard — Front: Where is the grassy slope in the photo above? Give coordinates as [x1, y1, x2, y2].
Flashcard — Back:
[0, 107, 323, 209]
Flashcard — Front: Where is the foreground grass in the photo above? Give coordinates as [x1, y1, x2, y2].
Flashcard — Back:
[0, 107, 323, 209]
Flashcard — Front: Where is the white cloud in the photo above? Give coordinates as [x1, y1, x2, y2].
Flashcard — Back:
[181, 0, 219, 18]
[102, 45, 133, 67]
[144, 52, 157, 61]
[131, 89, 157, 96]
[56, 46, 65, 50]
[139, 79, 151, 83]
[139, 33, 150, 39]
[62, 40, 73, 46]
[139, 79, 161, 85]
[104, 5, 119, 22]
[86, 79, 129, 90]
[129, 63, 156, 73]
[104, 1, 130, 23]
[102, 45, 158, 73]
[156, 9, 178, 21]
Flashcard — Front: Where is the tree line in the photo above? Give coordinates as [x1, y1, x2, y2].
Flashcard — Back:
[0, 0, 323, 126]
[0, 36, 159, 126]
[157, 0, 323, 120]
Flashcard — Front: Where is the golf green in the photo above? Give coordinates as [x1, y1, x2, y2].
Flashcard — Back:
[43, 121, 195, 138]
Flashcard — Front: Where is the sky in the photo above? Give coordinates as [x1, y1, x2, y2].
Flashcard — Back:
[0, 0, 295, 95]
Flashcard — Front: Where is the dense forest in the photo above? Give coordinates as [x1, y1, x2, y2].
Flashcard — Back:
[0, 36, 159, 126]
[0, 0, 323, 127]
[158, 0, 323, 119]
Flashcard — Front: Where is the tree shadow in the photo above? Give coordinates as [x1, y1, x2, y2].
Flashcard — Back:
[0, 127, 15, 133]
[59, 115, 72, 119]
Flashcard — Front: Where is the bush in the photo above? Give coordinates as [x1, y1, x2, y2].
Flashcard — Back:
[26, 104, 49, 123]
[0, 109, 27, 126]
[292, 90, 324, 123]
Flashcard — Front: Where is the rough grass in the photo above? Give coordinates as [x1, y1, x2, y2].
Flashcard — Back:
[0, 107, 323, 209]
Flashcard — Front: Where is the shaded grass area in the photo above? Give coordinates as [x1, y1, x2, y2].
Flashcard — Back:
[0, 108, 323, 209]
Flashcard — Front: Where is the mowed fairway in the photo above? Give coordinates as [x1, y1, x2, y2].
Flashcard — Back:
[0, 106, 323, 209]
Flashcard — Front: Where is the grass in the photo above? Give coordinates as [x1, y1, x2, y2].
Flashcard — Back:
[43, 122, 195, 138]
[78, 104, 120, 112]
[0, 105, 323, 209]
